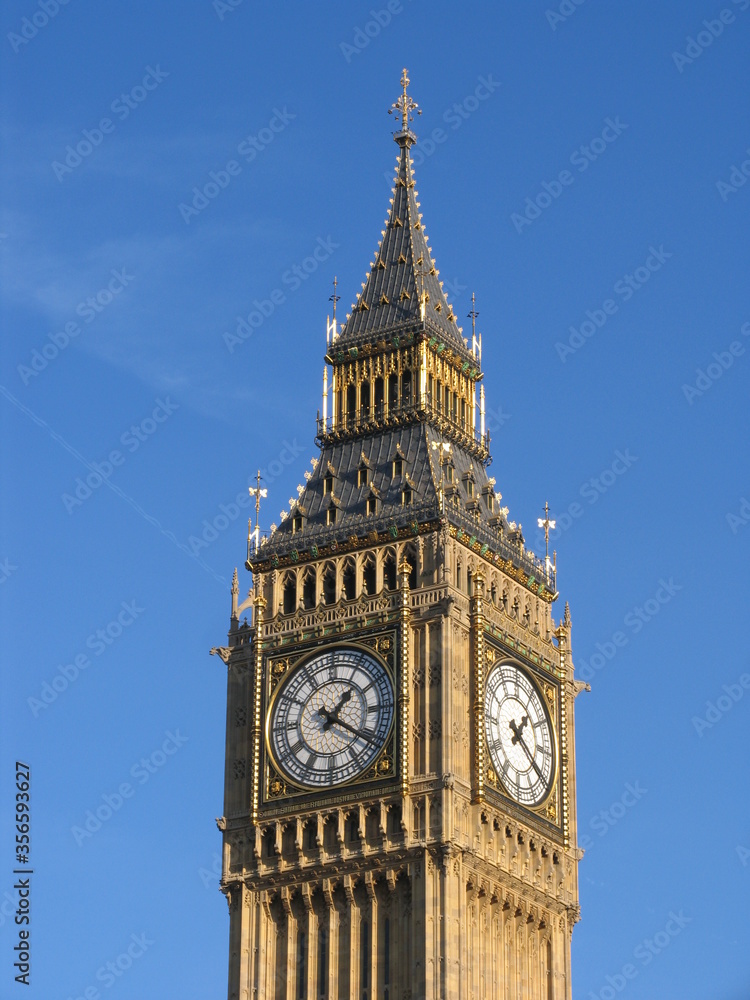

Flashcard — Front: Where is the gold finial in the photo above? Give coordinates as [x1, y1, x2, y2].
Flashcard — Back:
[326, 275, 340, 346]
[389, 67, 421, 136]
[329, 275, 339, 324]
[248, 470, 268, 556]
[468, 292, 481, 363]
[537, 501, 556, 576]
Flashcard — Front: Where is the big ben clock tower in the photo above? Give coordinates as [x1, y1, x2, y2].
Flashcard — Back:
[213, 71, 583, 999]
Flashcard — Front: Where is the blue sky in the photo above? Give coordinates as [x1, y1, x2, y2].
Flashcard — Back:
[1, 2, 749, 997]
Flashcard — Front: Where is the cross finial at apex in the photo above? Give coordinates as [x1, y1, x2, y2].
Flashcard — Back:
[537, 500, 556, 572]
[389, 67, 421, 139]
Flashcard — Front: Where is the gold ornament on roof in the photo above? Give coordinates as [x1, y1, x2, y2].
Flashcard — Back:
[389, 68, 421, 134]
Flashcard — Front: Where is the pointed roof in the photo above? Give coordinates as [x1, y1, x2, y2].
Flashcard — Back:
[255, 425, 554, 593]
[334, 71, 469, 357]
[246, 71, 556, 597]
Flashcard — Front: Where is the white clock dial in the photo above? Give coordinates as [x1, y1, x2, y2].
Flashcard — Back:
[268, 646, 394, 789]
[484, 662, 555, 807]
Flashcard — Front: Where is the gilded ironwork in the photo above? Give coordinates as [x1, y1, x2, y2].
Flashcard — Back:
[399, 557, 411, 798]
[471, 571, 486, 804]
[250, 594, 266, 826]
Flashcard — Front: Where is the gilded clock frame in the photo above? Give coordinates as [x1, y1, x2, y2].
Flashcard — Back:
[483, 642, 562, 831]
[261, 633, 400, 804]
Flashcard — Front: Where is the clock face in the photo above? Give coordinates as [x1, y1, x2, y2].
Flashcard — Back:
[484, 662, 555, 807]
[268, 646, 394, 789]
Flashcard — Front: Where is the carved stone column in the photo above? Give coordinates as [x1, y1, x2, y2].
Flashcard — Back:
[280, 887, 295, 1000]
[344, 875, 359, 1000]
[364, 873, 377, 997]
[322, 879, 339, 1000]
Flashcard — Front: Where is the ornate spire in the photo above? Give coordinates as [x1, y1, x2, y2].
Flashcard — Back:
[335, 71, 470, 356]
[537, 501, 556, 576]
[231, 567, 239, 620]
[388, 67, 421, 146]
[247, 471, 267, 560]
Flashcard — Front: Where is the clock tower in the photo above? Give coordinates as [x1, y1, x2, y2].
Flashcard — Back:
[214, 71, 583, 1000]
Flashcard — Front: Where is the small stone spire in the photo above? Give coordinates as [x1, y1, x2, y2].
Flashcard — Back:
[563, 601, 572, 629]
[231, 567, 239, 621]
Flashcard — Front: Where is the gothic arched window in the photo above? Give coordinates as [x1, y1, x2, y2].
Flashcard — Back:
[282, 573, 296, 615]
[342, 560, 356, 601]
